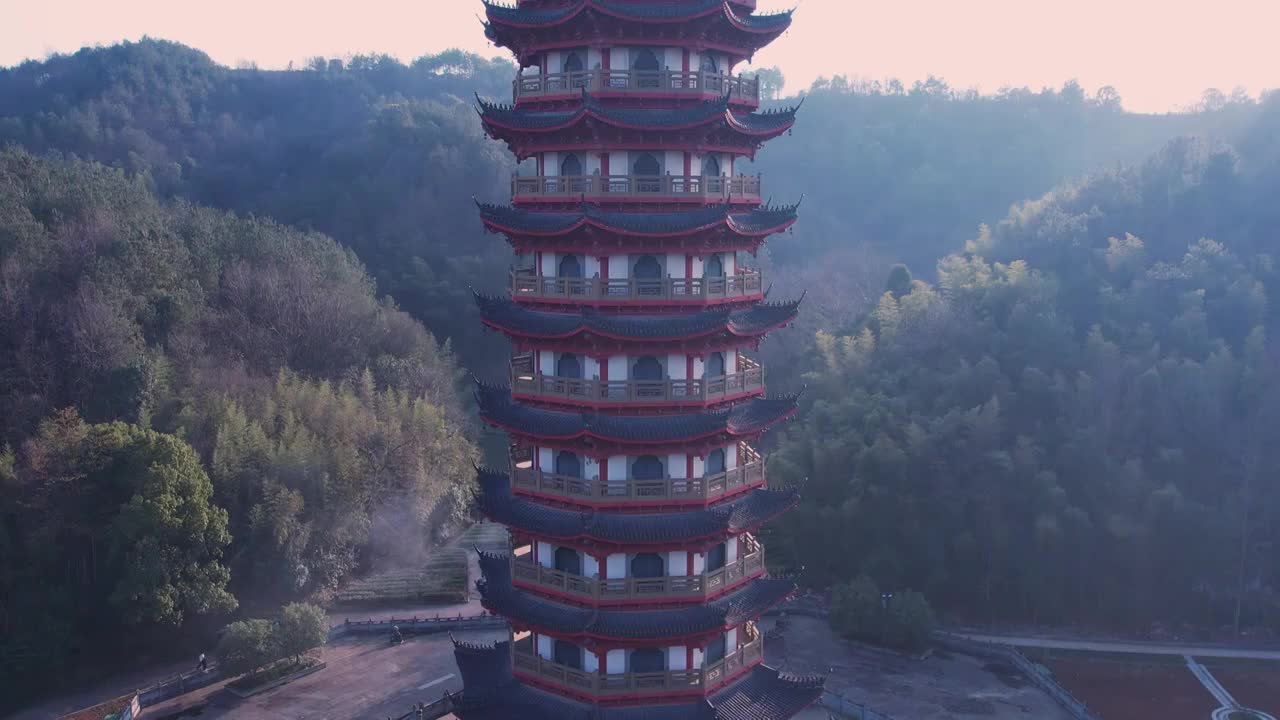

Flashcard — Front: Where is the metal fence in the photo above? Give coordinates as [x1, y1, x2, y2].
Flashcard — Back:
[932, 633, 1102, 720]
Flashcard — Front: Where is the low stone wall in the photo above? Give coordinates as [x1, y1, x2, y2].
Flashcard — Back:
[818, 690, 896, 719]
[932, 632, 1102, 720]
[137, 668, 222, 707]
[329, 613, 507, 641]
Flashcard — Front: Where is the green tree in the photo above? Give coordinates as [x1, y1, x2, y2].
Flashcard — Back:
[830, 575, 882, 640]
[276, 603, 328, 663]
[883, 591, 936, 652]
[752, 66, 785, 101]
[216, 619, 278, 676]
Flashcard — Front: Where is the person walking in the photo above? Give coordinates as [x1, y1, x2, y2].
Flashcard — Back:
[198, 652, 207, 672]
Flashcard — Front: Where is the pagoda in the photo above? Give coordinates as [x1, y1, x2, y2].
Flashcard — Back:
[449, 1, 823, 717]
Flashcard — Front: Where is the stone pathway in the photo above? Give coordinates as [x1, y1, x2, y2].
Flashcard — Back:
[1184, 655, 1278, 720]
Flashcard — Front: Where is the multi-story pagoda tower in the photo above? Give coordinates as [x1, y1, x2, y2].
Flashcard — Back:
[449, 2, 823, 717]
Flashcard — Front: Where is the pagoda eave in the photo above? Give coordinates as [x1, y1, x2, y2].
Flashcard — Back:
[506, 294, 765, 312]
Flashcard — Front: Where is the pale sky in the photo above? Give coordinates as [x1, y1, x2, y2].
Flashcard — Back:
[2, 0, 1277, 112]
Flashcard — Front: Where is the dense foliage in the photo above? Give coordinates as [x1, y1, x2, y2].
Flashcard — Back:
[771, 98, 1280, 635]
[0, 150, 475, 707]
[0, 40, 516, 371]
[830, 575, 936, 653]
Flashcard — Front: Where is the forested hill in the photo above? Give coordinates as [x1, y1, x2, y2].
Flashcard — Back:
[0, 40, 518, 368]
[770, 94, 1280, 635]
[0, 150, 477, 708]
[1, 40, 1257, 375]
[754, 76, 1258, 276]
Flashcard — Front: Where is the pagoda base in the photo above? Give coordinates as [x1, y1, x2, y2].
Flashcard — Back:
[449, 637, 823, 719]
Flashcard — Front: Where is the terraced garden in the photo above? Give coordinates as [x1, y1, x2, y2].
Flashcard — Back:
[334, 547, 470, 606]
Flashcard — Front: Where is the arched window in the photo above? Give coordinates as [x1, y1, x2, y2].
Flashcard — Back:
[700, 54, 719, 73]
[558, 254, 582, 279]
[554, 639, 583, 670]
[704, 633, 727, 664]
[557, 353, 582, 379]
[632, 356, 662, 381]
[560, 153, 582, 177]
[702, 155, 721, 178]
[554, 547, 582, 575]
[630, 648, 665, 674]
[555, 451, 582, 479]
[632, 455, 663, 480]
[705, 447, 726, 475]
[631, 553, 664, 578]
[563, 51, 585, 73]
[706, 542, 727, 572]
[705, 254, 724, 278]
[632, 255, 662, 280]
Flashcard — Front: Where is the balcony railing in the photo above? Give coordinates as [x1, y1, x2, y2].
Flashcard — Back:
[512, 631, 763, 698]
[511, 445, 765, 504]
[510, 269, 764, 304]
[511, 355, 763, 405]
[514, 69, 759, 102]
[512, 539, 763, 603]
[512, 174, 761, 201]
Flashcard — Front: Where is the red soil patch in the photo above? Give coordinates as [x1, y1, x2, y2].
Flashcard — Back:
[1208, 665, 1280, 716]
[1047, 659, 1217, 720]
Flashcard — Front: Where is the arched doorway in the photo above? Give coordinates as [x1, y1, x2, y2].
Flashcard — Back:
[630, 648, 665, 674]
[554, 639, 583, 670]
[632, 153, 661, 193]
[555, 451, 582, 479]
[564, 51, 585, 73]
[705, 447, 726, 475]
[633, 254, 661, 279]
[700, 54, 718, 73]
[706, 352, 726, 379]
[558, 254, 582, 278]
[632, 355, 663, 383]
[554, 547, 582, 575]
[560, 153, 582, 177]
[557, 353, 582, 379]
[631, 553, 664, 578]
[705, 254, 724, 278]
[633, 48, 660, 88]
[704, 633, 727, 664]
[706, 542, 727, 572]
[703, 155, 721, 178]
[632, 455, 663, 480]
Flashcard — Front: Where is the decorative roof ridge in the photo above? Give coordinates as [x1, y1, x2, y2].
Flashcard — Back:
[449, 632, 507, 653]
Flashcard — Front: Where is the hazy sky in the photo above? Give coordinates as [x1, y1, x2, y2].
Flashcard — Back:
[3, 0, 1276, 113]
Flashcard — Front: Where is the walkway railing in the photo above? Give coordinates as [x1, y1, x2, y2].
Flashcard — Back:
[512, 174, 761, 201]
[510, 269, 763, 304]
[510, 355, 763, 404]
[512, 540, 763, 603]
[514, 69, 759, 102]
[511, 445, 765, 504]
[511, 632, 763, 698]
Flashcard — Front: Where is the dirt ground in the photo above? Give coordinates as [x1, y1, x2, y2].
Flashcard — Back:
[1046, 658, 1217, 720]
[762, 615, 1073, 720]
[1205, 663, 1280, 716]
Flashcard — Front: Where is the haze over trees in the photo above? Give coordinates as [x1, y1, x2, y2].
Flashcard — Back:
[1, 37, 1278, 710]
[769, 99, 1280, 634]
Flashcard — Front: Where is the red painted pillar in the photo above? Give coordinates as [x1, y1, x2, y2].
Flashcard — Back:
[598, 650, 608, 674]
